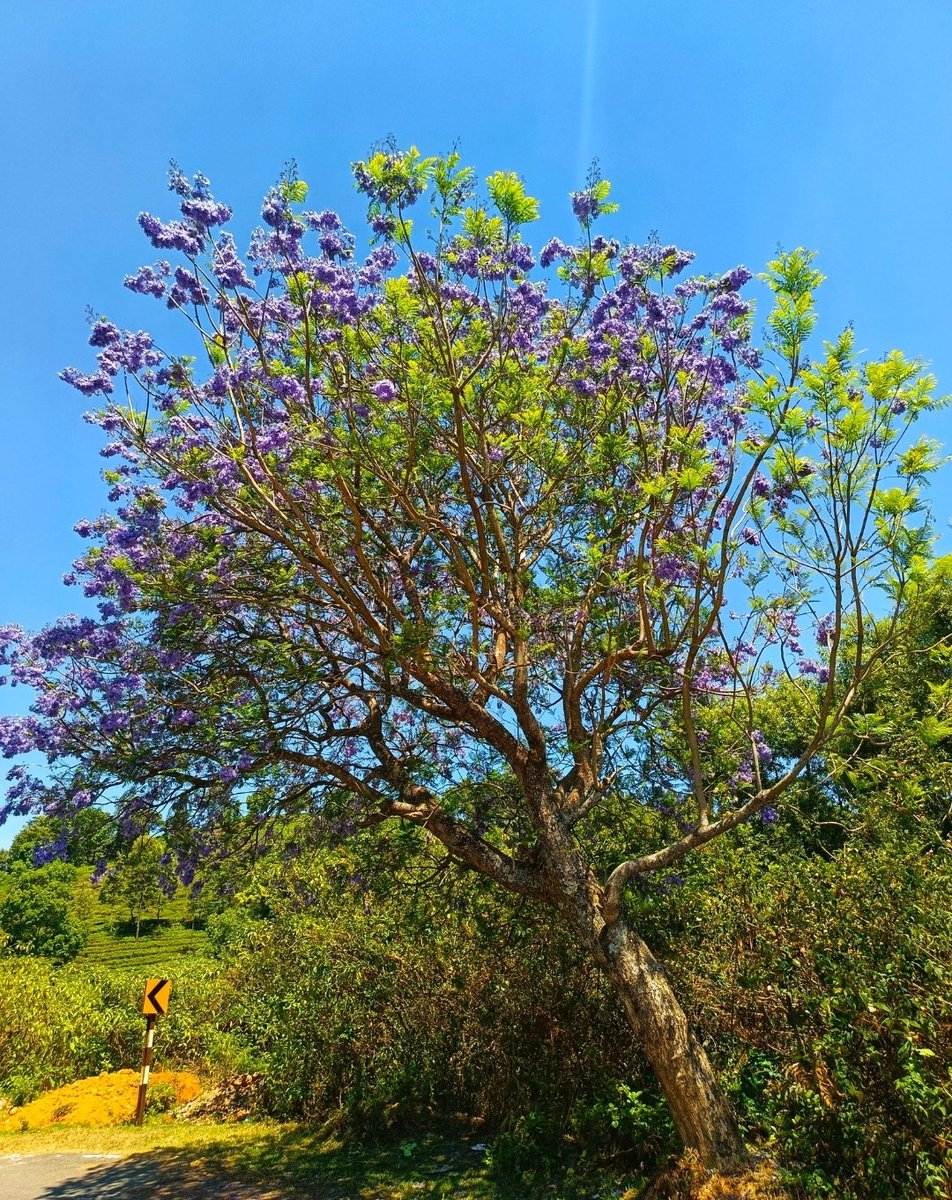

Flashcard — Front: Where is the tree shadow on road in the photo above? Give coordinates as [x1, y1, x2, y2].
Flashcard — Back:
[29, 1150, 285, 1199]
[28, 1127, 496, 1199]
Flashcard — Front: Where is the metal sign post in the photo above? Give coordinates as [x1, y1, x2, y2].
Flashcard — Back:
[134, 978, 172, 1127]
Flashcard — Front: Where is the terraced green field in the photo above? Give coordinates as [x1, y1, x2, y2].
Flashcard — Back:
[0, 866, 211, 970]
[74, 877, 211, 970]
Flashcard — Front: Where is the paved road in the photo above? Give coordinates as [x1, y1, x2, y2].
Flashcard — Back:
[0, 1154, 291, 1199]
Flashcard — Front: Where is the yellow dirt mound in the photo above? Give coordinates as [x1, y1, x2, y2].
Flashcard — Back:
[0, 1069, 202, 1131]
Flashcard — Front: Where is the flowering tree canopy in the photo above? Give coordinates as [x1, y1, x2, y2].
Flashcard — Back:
[0, 147, 945, 1164]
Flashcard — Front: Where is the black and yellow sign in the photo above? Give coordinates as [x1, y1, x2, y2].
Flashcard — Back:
[141, 977, 172, 1017]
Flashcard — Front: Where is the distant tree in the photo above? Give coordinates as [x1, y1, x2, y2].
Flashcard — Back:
[7, 815, 61, 866]
[0, 150, 945, 1167]
[9, 809, 117, 867]
[0, 863, 87, 962]
[98, 834, 166, 938]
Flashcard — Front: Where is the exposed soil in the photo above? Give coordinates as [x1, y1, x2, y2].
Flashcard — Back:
[0, 1069, 201, 1131]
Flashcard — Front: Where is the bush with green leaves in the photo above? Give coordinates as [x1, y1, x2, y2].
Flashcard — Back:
[0, 956, 244, 1105]
[0, 863, 87, 963]
[225, 874, 651, 1138]
[658, 827, 952, 1199]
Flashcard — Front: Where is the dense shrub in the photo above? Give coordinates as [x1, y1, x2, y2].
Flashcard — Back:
[216, 838, 948, 1197]
[226, 882, 654, 1142]
[0, 956, 243, 1104]
[663, 829, 952, 1199]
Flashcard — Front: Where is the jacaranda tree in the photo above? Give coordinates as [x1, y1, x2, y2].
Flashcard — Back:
[0, 147, 945, 1166]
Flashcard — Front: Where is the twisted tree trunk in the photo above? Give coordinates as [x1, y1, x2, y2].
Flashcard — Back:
[551, 854, 747, 1169]
[595, 917, 746, 1166]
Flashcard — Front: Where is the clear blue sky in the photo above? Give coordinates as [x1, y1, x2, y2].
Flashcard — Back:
[1, 0, 951, 844]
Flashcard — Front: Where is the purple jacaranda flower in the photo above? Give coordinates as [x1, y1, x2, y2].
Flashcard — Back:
[60, 367, 114, 396]
[212, 233, 252, 289]
[167, 163, 191, 197]
[816, 613, 836, 646]
[359, 243, 398, 282]
[372, 380, 397, 402]
[99, 712, 130, 734]
[306, 210, 343, 231]
[124, 262, 172, 298]
[752, 473, 771, 499]
[168, 267, 210, 309]
[759, 806, 778, 825]
[721, 266, 753, 291]
[752, 729, 773, 765]
[33, 836, 68, 866]
[270, 376, 306, 404]
[89, 320, 121, 348]
[179, 197, 232, 230]
[733, 760, 755, 786]
[319, 230, 355, 260]
[260, 190, 289, 229]
[506, 242, 535, 273]
[138, 213, 204, 256]
[540, 238, 571, 267]
[370, 213, 398, 239]
[571, 189, 598, 225]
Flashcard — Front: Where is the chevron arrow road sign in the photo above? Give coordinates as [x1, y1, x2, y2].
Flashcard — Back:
[141, 977, 172, 1017]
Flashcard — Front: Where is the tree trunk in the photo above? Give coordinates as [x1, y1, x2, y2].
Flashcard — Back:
[550, 856, 747, 1170]
[597, 916, 746, 1168]
[424, 787, 748, 1169]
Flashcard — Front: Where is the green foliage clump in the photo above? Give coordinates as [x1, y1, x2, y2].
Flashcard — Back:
[6, 810, 117, 867]
[0, 864, 87, 963]
[0, 957, 243, 1106]
[224, 874, 648, 1140]
[144, 1080, 179, 1116]
[665, 830, 952, 1199]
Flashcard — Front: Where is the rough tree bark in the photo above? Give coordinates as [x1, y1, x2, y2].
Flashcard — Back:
[596, 919, 745, 1165]
[526, 814, 749, 1169]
